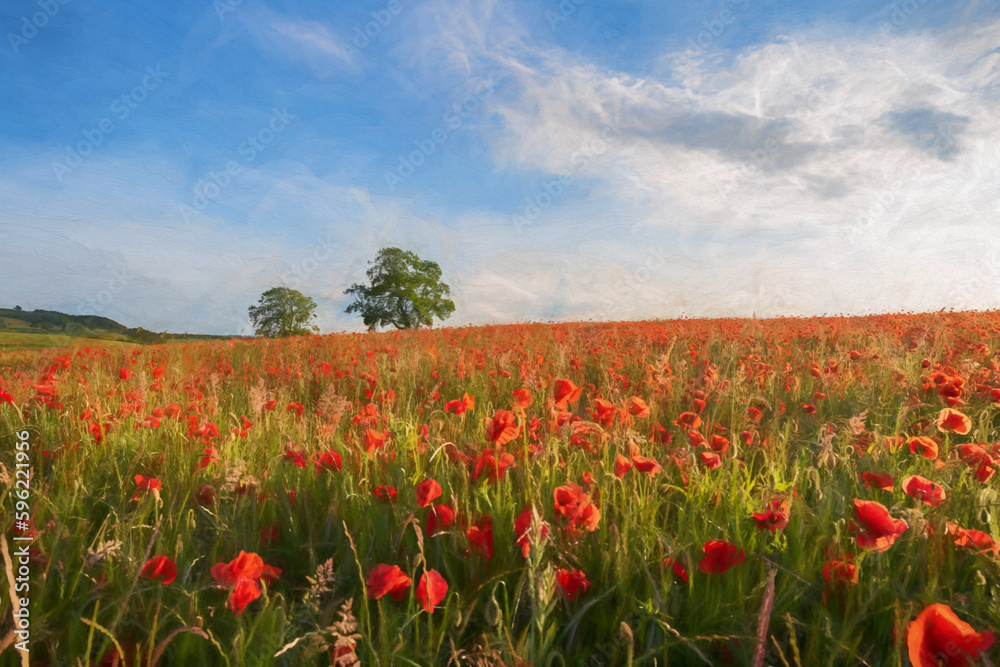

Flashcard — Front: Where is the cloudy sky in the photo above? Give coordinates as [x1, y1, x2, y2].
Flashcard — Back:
[1, 0, 998, 334]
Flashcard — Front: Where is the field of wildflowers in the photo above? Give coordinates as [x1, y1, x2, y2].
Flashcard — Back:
[2, 311, 999, 665]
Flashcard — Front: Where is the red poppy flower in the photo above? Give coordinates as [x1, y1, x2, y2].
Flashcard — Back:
[822, 559, 858, 587]
[946, 522, 1000, 557]
[937, 408, 972, 435]
[902, 475, 946, 507]
[651, 422, 673, 446]
[575, 502, 602, 532]
[512, 388, 534, 410]
[626, 396, 650, 418]
[211, 551, 279, 615]
[415, 569, 448, 613]
[485, 409, 520, 446]
[908, 436, 939, 460]
[227, 577, 262, 616]
[445, 393, 475, 415]
[555, 568, 591, 600]
[698, 540, 745, 574]
[802, 404, 817, 415]
[553, 379, 582, 410]
[630, 446, 662, 476]
[89, 421, 108, 443]
[133, 475, 162, 500]
[861, 471, 894, 491]
[709, 434, 730, 453]
[751, 498, 789, 532]
[314, 449, 342, 474]
[664, 557, 689, 583]
[199, 446, 219, 470]
[211, 551, 264, 585]
[426, 503, 455, 536]
[286, 402, 304, 417]
[907, 603, 993, 666]
[119, 368, 132, 381]
[514, 505, 551, 558]
[366, 564, 412, 601]
[415, 479, 442, 508]
[552, 483, 601, 531]
[700, 450, 722, 469]
[591, 398, 617, 426]
[465, 516, 494, 561]
[363, 429, 389, 456]
[140, 556, 177, 585]
[474, 448, 516, 483]
[674, 411, 702, 429]
[373, 485, 398, 503]
[614, 454, 632, 478]
[747, 406, 763, 422]
[283, 447, 307, 468]
[688, 429, 708, 448]
[852, 499, 908, 551]
[958, 443, 996, 482]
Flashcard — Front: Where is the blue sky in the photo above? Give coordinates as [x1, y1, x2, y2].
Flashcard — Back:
[1, 0, 998, 334]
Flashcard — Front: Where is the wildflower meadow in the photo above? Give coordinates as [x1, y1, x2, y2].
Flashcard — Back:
[2, 311, 999, 665]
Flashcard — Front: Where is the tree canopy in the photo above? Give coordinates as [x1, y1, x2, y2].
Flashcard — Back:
[248, 287, 318, 337]
[344, 247, 455, 331]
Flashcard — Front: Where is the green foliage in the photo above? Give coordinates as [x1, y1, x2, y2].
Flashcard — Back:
[344, 247, 455, 331]
[248, 287, 319, 338]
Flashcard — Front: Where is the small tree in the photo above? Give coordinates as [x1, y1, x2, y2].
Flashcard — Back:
[344, 247, 455, 331]
[248, 287, 318, 337]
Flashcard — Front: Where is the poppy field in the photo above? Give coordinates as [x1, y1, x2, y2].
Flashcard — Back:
[2, 311, 1000, 666]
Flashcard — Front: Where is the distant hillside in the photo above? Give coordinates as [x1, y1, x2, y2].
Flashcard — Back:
[0, 307, 240, 345]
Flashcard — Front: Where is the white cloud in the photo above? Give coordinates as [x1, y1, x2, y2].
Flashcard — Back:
[241, 8, 357, 75]
[410, 5, 1000, 318]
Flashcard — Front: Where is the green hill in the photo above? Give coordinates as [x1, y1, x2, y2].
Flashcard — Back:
[0, 307, 241, 347]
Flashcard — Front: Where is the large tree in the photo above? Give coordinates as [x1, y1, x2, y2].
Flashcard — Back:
[248, 287, 318, 337]
[344, 247, 455, 330]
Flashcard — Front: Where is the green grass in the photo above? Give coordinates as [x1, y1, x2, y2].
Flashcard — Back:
[0, 313, 998, 665]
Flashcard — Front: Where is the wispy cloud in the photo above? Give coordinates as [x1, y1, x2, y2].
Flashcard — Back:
[242, 8, 357, 74]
